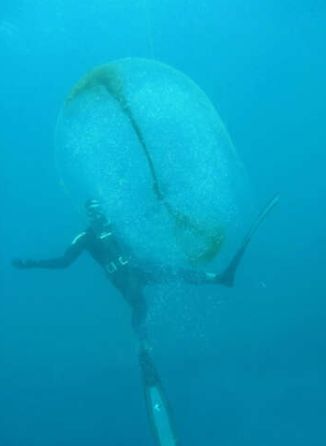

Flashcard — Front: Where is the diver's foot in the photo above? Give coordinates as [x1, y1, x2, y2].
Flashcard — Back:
[205, 271, 234, 288]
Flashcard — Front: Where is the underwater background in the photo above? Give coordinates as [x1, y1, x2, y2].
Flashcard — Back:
[1, 0, 325, 445]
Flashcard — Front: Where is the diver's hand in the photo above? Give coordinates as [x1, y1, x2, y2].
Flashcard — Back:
[12, 259, 37, 269]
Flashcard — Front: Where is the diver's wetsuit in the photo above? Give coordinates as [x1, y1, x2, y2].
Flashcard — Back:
[18, 223, 214, 341]
[14, 194, 278, 343]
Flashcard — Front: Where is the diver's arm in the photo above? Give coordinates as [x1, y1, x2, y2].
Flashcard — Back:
[12, 232, 88, 270]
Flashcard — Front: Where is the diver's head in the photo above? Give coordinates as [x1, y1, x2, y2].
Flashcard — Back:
[85, 199, 108, 229]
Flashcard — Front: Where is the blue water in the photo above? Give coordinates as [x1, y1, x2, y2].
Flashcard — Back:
[1, 1, 325, 445]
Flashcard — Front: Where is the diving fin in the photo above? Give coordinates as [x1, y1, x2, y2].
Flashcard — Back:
[218, 194, 280, 287]
[139, 347, 179, 446]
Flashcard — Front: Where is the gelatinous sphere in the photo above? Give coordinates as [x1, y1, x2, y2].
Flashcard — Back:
[55, 58, 251, 269]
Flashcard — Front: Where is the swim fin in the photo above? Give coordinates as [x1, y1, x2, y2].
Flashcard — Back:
[217, 194, 280, 287]
[139, 346, 179, 446]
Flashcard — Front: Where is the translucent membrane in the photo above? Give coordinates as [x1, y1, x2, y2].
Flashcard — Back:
[55, 58, 251, 268]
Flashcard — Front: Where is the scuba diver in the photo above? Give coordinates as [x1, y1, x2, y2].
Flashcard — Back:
[12, 199, 239, 341]
[12, 197, 278, 446]
[12, 197, 278, 343]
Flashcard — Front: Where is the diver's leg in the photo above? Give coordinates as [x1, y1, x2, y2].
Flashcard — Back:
[131, 293, 150, 347]
[139, 258, 245, 288]
[141, 265, 221, 289]
[115, 271, 151, 348]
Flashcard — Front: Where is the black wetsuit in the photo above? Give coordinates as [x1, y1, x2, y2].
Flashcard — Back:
[14, 212, 251, 343]
[18, 223, 213, 340]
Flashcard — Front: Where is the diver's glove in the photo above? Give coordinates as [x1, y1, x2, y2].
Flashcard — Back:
[12, 259, 38, 269]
